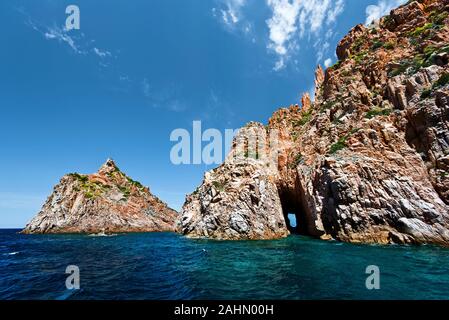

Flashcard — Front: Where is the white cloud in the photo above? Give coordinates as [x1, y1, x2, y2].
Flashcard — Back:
[266, 0, 345, 70]
[21, 10, 114, 65]
[140, 80, 187, 113]
[365, 0, 407, 25]
[297, 0, 343, 36]
[327, 0, 345, 24]
[167, 100, 187, 112]
[42, 26, 113, 63]
[308, 83, 316, 101]
[44, 26, 86, 55]
[314, 27, 334, 63]
[324, 58, 332, 68]
[215, 0, 247, 27]
[93, 47, 112, 58]
[222, 7, 238, 25]
[315, 40, 330, 62]
[119, 75, 131, 82]
[213, 0, 256, 40]
[267, 0, 301, 57]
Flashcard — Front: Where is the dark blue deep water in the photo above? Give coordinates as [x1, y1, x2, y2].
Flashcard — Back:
[1, 229, 449, 300]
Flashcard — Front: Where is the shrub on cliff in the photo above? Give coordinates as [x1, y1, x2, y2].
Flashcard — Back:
[433, 73, 449, 89]
[330, 136, 347, 154]
[365, 107, 392, 119]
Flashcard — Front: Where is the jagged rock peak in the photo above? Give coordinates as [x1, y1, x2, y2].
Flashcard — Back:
[314, 65, 325, 95]
[22, 160, 178, 234]
[336, 24, 367, 61]
[301, 92, 312, 112]
[99, 158, 117, 172]
[97, 158, 122, 177]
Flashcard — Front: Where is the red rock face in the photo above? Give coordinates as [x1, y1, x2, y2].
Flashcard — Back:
[179, 123, 290, 240]
[22, 159, 178, 234]
[274, 0, 449, 245]
[181, 0, 449, 245]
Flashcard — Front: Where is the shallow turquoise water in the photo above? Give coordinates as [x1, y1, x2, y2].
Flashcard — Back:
[1, 229, 449, 300]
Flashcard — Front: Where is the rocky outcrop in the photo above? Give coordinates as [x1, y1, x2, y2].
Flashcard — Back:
[180, 0, 449, 246]
[180, 123, 289, 240]
[22, 159, 178, 234]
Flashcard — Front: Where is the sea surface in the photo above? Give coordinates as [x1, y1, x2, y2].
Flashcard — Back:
[1, 229, 449, 300]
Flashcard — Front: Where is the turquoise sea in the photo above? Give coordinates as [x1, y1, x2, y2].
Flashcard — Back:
[1, 229, 449, 300]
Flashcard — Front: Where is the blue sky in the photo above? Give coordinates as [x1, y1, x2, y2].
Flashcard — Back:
[0, 0, 405, 228]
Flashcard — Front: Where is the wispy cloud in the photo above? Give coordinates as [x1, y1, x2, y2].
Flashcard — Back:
[199, 90, 239, 127]
[212, 0, 256, 40]
[140, 79, 187, 113]
[20, 8, 114, 66]
[365, 0, 407, 25]
[327, 0, 345, 25]
[214, 0, 247, 27]
[297, 0, 344, 36]
[212, 0, 345, 69]
[43, 25, 87, 55]
[119, 75, 131, 82]
[93, 47, 112, 58]
[314, 27, 335, 66]
[266, 0, 302, 70]
[166, 100, 187, 112]
[266, 0, 345, 70]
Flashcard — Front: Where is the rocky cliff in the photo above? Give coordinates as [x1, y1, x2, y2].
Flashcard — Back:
[22, 159, 178, 234]
[180, 0, 449, 245]
[181, 124, 290, 240]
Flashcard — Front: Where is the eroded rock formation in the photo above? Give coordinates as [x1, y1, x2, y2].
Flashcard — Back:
[22, 159, 178, 234]
[181, 123, 289, 240]
[180, 0, 449, 245]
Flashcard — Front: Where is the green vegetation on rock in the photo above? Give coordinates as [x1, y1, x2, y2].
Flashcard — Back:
[118, 185, 131, 199]
[291, 153, 303, 168]
[212, 181, 225, 192]
[433, 73, 449, 89]
[429, 10, 448, 26]
[372, 40, 384, 50]
[68, 173, 89, 183]
[409, 23, 436, 38]
[329, 128, 361, 155]
[365, 107, 392, 119]
[421, 88, 432, 99]
[244, 150, 260, 160]
[330, 136, 347, 154]
[126, 176, 145, 190]
[320, 100, 336, 113]
[298, 110, 313, 126]
[354, 51, 368, 64]
[383, 41, 395, 50]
